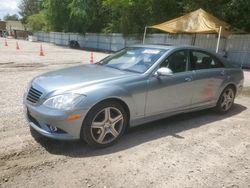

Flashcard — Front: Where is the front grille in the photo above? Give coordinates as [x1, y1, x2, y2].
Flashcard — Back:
[26, 87, 43, 104]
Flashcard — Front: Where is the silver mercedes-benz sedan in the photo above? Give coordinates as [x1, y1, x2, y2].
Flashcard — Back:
[24, 45, 244, 147]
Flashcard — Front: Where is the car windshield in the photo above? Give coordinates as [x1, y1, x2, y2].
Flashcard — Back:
[98, 47, 167, 73]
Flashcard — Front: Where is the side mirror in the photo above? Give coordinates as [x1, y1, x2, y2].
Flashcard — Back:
[154, 67, 173, 77]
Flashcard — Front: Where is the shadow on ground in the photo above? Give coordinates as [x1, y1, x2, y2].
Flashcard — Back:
[31, 103, 247, 157]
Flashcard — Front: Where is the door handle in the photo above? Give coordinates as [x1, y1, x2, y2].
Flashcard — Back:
[220, 70, 225, 76]
[185, 77, 192, 82]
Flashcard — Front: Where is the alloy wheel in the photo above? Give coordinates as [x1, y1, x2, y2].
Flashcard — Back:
[90, 107, 124, 144]
[220, 88, 235, 111]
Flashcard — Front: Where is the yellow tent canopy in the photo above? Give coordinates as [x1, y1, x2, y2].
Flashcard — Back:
[143, 8, 242, 52]
[150, 8, 230, 35]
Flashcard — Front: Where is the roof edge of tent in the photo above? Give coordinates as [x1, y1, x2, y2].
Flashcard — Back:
[149, 8, 238, 35]
[150, 26, 220, 34]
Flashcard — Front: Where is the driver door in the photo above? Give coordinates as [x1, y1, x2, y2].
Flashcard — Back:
[146, 50, 195, 116]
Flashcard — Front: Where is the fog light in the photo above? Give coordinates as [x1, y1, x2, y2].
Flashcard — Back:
[49, 126, 58, 132]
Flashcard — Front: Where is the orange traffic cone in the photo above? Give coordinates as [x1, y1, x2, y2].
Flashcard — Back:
[39, 44, 44, 56]
[5, 39, 8, 46]
[16, 41, 20, 50]
[90, 52, 94, 64]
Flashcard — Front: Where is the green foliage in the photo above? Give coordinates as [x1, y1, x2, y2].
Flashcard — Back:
[26, 11, 47, 32]
[18, 0, 42, 23]
[42, 0, 105, 33]
[224, 0, 250, 32]
[88, 0, 110, 33]
[43, 0, 70, 32]
[68, 0, 88, 32]
[3, 14, 19, 21]
[180, 0, 250, 31]
[150, 0, 182, 24]
[18, 0, 250, 34]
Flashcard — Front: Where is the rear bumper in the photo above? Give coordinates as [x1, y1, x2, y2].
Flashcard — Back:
[24, 103, 88, 140]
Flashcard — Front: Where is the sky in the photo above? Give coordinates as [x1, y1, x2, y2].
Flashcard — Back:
[0, 0, 21, 20]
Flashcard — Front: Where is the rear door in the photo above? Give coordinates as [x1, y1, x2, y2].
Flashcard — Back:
[189, 50, 226, 107]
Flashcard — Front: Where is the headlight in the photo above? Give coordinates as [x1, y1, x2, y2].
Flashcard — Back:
[43, 93, 86, 110]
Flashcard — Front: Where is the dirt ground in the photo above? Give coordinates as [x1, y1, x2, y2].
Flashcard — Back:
[0, 38, 250, 188]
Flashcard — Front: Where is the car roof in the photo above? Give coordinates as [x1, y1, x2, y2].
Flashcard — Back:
[131, 44, 211, 52]
[130, 44, 231, 64]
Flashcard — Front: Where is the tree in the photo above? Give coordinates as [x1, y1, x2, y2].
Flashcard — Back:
[67, 0, 92, 33]
[87, 0, 110, 33]
[180, 0, 250, 32]
[101, 0, 182, 35]
[42, 0, 108, 33]
[3, 14, 19, 21]
[18, 0, 42, 23]
[102, 0, 149, 34]
[43, 0, 70, 32]
[224, 0, 250, 32]
[26, 11, 47, 31]
[17, 0, 250, 34]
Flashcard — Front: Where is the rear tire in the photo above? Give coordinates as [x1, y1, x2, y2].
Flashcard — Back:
[81, 101, 128, 148]
[215, 86, 235, 114]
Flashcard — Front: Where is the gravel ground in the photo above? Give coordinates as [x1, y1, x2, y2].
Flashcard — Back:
[0, 38, 250, 188]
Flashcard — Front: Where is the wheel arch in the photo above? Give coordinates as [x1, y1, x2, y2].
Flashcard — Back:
[226, 83, 237, 93]
[221, 83, 237, 95]
[82, 97, 131, 126]
[216, 82, 237, 103]
[215, 83, 236, 113]
[95, 97, 131, 123]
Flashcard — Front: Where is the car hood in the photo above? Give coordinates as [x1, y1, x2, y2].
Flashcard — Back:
[32, 64, 135, 94]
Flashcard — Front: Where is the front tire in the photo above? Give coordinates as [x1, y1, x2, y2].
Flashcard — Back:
[215, 86, 235, 113]
[81, 101, 128, 148]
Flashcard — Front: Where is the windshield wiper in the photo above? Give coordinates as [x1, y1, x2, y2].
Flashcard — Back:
[105, 65, 122, 71]
[104, 65, 141, 73]
[121, 68, 141, 73]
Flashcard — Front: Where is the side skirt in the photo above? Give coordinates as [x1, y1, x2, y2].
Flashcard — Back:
[129, 104, 216, 127]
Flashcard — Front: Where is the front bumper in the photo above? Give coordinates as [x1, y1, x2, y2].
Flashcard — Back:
[24, 103, 88, 140]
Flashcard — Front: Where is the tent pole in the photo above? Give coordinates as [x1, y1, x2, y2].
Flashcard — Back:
[216, 26, 222, 53]
[143, 26, 148, 44]
[192, 33, 197, 45]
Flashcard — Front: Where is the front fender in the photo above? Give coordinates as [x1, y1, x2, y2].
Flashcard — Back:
[75, 84, 144, 121]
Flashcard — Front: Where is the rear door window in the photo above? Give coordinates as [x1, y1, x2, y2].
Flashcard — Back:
[190, 51, 224, 70]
